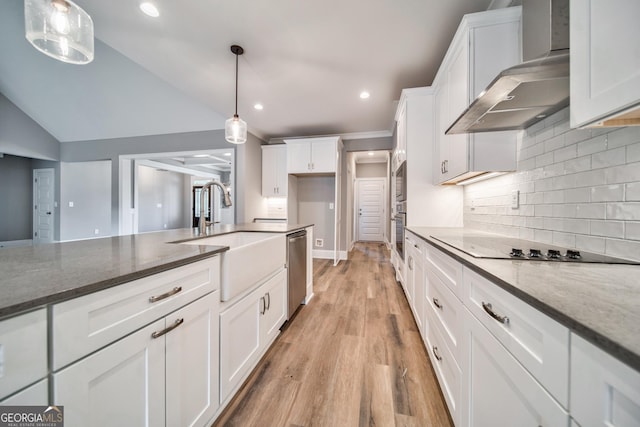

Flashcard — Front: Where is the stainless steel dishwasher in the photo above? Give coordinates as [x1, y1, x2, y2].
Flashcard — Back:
[287, 230, 307, 319]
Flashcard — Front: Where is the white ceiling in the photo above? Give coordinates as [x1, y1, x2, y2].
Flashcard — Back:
[0, 0, 494, 143]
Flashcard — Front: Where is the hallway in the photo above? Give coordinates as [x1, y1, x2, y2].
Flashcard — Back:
[214, 243, 453, 426]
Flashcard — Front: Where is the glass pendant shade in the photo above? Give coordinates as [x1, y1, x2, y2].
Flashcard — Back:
[24, 0, 94, 65]
[225, 114, 247, 144]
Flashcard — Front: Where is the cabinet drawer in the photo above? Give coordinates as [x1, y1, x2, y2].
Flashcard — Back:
[426, 268, 463, 364]
[0, 309, 47, 400]
[571, 333, 640, 427]
[52, 257, 220, 370]
[425, 306, 462, 426]
[0, 379, 48, 405]
[463, 267, 569, 407]
[426, 245, 464, 299]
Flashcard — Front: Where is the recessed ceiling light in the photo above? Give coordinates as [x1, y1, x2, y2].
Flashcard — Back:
[223, 152, 232, 156]
[368, 152, 374, 156]
[360, 91, 370, 99]
[254, 103, 264, 110]
[194, 154, 209, 158]
[140, 2, 160, 17]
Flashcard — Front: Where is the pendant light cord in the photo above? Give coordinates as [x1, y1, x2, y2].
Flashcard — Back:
[234, 52, 239, 116]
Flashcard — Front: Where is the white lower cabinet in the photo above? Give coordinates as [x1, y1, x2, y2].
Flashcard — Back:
[220, 269, 287, 404]
[0, 379, 48, 405]
[570, 333, 640, 427]
[463, 307, 569, 427]
[54, 292, 220, 427]
[406, 232, 425, 335]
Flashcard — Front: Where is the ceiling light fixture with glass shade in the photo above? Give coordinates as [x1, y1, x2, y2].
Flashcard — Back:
[225, 45, 247, 144]
[24, 0, 94, 65]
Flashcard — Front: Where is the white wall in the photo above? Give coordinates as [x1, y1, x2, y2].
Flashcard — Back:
[356, 162, 387, 178]
[0, 155, 32, 241]
[60, 161, 112, 241]
[137, 166, 190, 233]
[464, 108, 640, 261]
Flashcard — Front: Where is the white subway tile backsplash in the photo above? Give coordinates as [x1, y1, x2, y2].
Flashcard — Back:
[463, 107, 640, 259]
[591, 185, 624, 202]
[592, 147, 626, 169]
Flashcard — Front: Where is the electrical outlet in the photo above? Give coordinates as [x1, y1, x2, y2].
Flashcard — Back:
[94, 229, 99, 235]
[68, 201, 74, 207]
[315, 238, 324, 247]
[329, 203, 334, 210]
[511, 190, 520, 209]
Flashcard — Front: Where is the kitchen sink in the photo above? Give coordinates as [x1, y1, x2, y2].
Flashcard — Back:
[181, 232, 286, 301]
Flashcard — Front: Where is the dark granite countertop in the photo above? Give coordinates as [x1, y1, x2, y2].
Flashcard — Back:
[0, 223, 312, 318]
[407, 227, 640, 372]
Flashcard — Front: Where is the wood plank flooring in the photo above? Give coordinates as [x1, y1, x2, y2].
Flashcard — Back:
[213, 243, 453, 427]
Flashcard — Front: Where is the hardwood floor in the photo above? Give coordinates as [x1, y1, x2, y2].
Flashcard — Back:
[213, 243, 453, 427]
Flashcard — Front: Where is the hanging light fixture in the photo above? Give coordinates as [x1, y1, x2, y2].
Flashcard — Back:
[225, 45, 247, 144]
[24, 0, 94, 65]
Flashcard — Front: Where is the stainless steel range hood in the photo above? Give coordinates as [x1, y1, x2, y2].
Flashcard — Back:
[447, 0, 570, 134]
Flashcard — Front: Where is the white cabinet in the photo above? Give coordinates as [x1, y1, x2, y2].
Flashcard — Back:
[55, 292, 220, 427]
[570, 333, 640, 427]
[463, 267, 570, 406]
[0, 380, 47, 406]
[462, 307, 569, 427]
[285, 137, 338, 174]
[570, 0, 640, 128]
[220, 269, 287, 403]
[262, 145, 287, 197]
[433, 7, 521, 184]
[405, 231, 425, 335]
[0, 309, 47, 401]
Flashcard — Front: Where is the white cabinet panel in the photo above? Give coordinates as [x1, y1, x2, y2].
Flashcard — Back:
[52, 258, 219, 370]
[426, 267, 463, 363]
[166, 292, 220, 427]
[262, 145, 287, 197]
[286, 141, 312, 174]
[0, 379, 47, 405]
[463, 267, 569, 407]
[0, 309, 47, 400]
[425, 246, 464, 300]
[260, 270, 287, 346]
[285, 137, 338, 174]
[463, 308, 569, 427]
[570, 0, 640, 128]
[54, 319, 166, 427]
[310, 139, 337, 173]
[571, 333, 640, 427]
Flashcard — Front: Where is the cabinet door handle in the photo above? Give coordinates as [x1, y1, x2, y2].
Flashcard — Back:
[432, 346, 443, 361]
[149, 286, 182, 303]
[433, 297, 443, 310]
[482, 302, 509, 324]
[260, 296, 266, 315]
[414, 244, 419, 248]
[151, 318, 184, 339]
[266, 292, 271, 310]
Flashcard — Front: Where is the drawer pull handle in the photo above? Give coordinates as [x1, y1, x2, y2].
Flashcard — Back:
[433, 297, 443, 310]
[149, 286, 182, 303]
[432, 346, 443, 362]
[482, 302, 509, 324]
[260, 296, 266, 315]
[151, 318, 184, 339]
[266, 292, 271, 310]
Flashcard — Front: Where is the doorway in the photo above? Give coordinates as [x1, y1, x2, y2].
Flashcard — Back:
[356, 178, 385, 241]
[33, 168, 55, 244]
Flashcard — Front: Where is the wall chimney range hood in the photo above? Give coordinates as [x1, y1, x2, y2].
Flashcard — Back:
[447, 0, 570, 135]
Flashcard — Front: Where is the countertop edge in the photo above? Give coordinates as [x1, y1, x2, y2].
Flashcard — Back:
[406, 227, 640, 373]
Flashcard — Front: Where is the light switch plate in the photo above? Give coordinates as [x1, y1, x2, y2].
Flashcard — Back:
[511, 190, 520, 209]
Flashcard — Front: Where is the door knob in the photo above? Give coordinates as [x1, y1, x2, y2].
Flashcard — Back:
[46, 211, 52, 215]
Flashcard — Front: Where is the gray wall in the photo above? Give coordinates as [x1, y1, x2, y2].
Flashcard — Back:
[60, 161, 112, 241]
[138, 166, 190, 232]
[0, 155, 33, 241]
[344, 136, 393, 152]
[0, 93, 60, 161]
[356, 162, 387, 178]
[297, 176, 336, 251]
[61, 129, 265, 234]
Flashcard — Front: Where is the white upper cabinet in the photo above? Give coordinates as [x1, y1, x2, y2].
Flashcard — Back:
[570, 0, 640, 128]
[261, 145, 288, 197]
[285, 137, 339, 174]
[434, 7, 522, 184]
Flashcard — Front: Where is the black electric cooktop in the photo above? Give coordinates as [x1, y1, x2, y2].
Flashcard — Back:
[430, 234, 640, 265]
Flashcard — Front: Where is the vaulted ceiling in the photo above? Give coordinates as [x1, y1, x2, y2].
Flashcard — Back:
[0, 0, 494, 143]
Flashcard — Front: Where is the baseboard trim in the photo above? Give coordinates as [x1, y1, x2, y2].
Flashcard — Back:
[0, 239, 33, 248]
[303, 292, 314, 304]
[312, 250, 348, 260]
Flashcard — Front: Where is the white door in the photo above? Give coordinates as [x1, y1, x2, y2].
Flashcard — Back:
[166, 292, 220, 427]
[53, 319, 166, 427]
[260, 270, 287, 345]
[357, 178, 385, 242]
[33, 168, 55, 244]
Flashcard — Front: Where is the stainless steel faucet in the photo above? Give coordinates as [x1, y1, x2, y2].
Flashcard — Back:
[199, 180, 232, 234]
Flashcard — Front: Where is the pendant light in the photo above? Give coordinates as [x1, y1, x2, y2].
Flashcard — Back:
[24, 0, 94, 65]
[225, 45, 247, 144]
